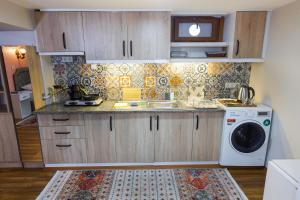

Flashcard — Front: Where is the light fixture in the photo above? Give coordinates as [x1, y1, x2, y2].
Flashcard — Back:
[15, 48, 26, 59]
[189, 24, 201, 37]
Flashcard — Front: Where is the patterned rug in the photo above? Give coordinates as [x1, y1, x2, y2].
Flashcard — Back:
[37, 168, 247, 200]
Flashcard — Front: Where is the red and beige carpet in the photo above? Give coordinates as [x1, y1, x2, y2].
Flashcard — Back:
[37, 168, 247, 200]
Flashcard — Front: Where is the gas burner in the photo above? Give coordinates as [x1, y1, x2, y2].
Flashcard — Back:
[64, 98, 103, 106]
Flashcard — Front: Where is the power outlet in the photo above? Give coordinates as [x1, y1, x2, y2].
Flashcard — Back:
[61, 56, 73, 63]
[225, 82, 239, 89]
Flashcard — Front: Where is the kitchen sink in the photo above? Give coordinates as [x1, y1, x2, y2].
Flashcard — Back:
[113, 101, 147, 109]
[147, 101, 178, 109]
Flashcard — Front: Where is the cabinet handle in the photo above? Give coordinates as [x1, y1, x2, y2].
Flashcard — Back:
[52, 118, 69, 121]
[150, 116, 152, 131]
[62, 32, 67, 49]
[130, 40, 133, 57]
[122, 40, 126, 57]
[56, 144, 72, 148]
[54, 131, 71, 135]
[196, 115, 199, 130]
[110, 116, 113, 131]
[156, 115, 159, 131]
[236, 40, 240, 56]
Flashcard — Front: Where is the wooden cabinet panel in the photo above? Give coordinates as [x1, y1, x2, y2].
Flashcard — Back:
[155, 112, 193, 162]
[36, 11, 84, 52]
[84, 114, 116, 163]
[37, 114, 84, 126]
[126, 12, 171, 60]
[83, 12, 126, 60]
[0, 114, 20, 163]
[233, 11, 267, 58]
[41, 139, 87, 163]
[115, 113, 154, 163]
[192, 112, 224, 161]
[39, 126, 85, 140]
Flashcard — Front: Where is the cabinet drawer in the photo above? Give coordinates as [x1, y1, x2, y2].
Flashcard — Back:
[39, 126, 85, 139]
[38, 114, 84, 126]
[41, 139, 87, 163]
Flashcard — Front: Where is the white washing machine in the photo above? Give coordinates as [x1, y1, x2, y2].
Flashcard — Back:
[219, 104, 272, 166]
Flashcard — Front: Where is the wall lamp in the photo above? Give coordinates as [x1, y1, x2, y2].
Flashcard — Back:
[15, 48, 26, 59]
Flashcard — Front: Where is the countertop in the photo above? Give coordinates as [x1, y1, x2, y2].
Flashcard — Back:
[35, 100, 224, 114]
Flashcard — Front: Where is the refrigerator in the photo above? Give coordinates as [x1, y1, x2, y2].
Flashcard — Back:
[264, 160, 300, 200]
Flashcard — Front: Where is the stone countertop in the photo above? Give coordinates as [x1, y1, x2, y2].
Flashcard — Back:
[35, 100, 225, 114]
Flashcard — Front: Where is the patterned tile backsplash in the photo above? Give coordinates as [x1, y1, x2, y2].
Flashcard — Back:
[51, 56, 251, 100]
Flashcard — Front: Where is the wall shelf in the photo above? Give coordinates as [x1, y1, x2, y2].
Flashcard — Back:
[171, 42, 229, 48]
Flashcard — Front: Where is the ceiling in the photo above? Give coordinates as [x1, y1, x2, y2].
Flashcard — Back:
[7, 0, 295, 12]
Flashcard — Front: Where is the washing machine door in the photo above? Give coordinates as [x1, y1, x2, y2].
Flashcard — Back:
[231, 122, 266, 153]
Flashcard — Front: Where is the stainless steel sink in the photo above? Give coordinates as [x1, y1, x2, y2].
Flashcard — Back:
[147, 101, 178, 109]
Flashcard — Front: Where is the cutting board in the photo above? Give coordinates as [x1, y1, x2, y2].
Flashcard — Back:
[122, 88, 142, 101]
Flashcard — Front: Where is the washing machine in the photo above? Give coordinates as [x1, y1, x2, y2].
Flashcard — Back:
[219, 104, 272, 166]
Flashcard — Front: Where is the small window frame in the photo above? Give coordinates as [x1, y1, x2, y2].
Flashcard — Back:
[171, 16, 224, 42]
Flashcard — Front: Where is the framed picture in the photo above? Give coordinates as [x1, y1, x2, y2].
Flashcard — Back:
[171, 16, 224, 42]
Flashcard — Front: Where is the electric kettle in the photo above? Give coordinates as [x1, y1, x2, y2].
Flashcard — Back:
[237, 85, 255, 104]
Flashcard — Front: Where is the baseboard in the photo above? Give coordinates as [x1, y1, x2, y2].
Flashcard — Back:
[45, 161, 219, 168]
[23, 162, 44, 168]
[0, 162, 22, 168]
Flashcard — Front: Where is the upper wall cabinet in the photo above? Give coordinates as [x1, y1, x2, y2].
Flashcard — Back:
[35, 12, 85, 52]
[83, 11, 171, 61]
[83, 12, 126, 60]
[233, 11, 267, 58]
[126, 12, 170, 60]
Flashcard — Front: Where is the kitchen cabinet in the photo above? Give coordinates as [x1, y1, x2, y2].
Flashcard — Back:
[126, 12, 170, 60]
[192, 112, 224, 161]
[83, 11, 170, 61]
[233, 11, 267, 58]
[35, 11, 85, 52]
[115, 113, 154, 162]
[83, 12, 126, 60]
[84, 114, 116, 163]
[154, 112, 194, 162]
[41, 139, 87, 163]
[38, 113, 87, 164]
[0, 114, 21, 166]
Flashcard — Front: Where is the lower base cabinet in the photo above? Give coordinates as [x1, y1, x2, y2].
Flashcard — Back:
[154, 112, 194, 162]
[41, 139, 87, 163]
[115, 113, 154, 163]
[192, 112, 224, 161]
[84, 114, 116, 163]
[39, 111, 224, 164]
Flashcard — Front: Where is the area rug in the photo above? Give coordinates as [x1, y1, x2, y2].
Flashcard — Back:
[37, 168, 247, 200]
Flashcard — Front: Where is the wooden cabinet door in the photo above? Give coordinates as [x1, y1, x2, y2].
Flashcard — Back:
[83, 12, 127, 60]
[155, 112, 193, 162]
[36, 11, 84, 52]
[126, 11, 171, 60]
[0, 114, 20, 163]
[84, 114, 116, 163]
[233, 11, 267, 58]
[192, 112, 224, 161]
[41, 139, 87, 163]
[115, 113, 154, 163]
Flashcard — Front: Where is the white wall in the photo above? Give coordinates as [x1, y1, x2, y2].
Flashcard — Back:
[0, 1, 34, 30]
[0, 31, 36, 46]
[250, 0, 300, 161]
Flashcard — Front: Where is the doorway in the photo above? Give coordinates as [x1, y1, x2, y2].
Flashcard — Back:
[1, 46, 44, 167]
